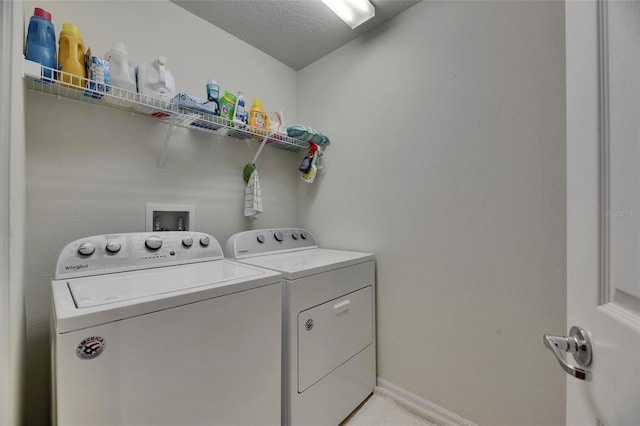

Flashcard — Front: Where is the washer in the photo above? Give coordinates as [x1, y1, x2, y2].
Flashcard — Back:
[51, 232, 283, 426]
[225, 228, 376, 426]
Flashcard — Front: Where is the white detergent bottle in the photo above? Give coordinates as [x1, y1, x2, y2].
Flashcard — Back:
[234, 91, 247, 125]
[136, 55, 176, 103]
[104, 42, 136, 93]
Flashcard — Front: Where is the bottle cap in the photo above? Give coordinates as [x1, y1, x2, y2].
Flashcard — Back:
[252, 98, 263, 107]
[34, 8, 52, 21]
[62, 23, 82, 36]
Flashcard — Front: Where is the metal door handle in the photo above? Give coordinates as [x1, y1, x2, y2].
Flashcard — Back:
[543, 326, 592, 381]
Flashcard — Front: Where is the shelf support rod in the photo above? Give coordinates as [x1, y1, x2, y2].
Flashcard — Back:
[157, 114, 177, 174]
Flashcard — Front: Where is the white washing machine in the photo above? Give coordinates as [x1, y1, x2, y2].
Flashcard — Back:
[51, 232, 283, 426]
[225, 228, 376, 426]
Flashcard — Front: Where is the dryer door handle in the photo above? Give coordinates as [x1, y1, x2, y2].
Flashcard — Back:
[333, 299, 351, 314]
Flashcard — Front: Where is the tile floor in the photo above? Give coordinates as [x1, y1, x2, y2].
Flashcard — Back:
[342, 389, 440, 426]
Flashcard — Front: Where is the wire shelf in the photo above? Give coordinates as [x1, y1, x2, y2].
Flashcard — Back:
[23, 59, 309, 153]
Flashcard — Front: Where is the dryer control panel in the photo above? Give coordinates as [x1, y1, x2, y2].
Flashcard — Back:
[225, 228, 318, 259]
[54, 232, 223, 279]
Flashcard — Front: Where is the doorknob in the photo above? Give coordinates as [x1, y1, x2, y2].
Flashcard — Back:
[543, 326, 593, 381]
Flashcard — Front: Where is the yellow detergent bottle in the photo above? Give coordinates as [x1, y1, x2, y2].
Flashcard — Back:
[58, 23, 86, 88]
[249, 98, 270, 135]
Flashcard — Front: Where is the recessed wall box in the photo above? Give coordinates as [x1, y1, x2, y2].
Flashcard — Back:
[146, 203, 195, 232]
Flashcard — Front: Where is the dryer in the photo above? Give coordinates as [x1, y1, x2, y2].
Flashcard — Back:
[51, 232, 283, 426]
[225, 228, 376, 426]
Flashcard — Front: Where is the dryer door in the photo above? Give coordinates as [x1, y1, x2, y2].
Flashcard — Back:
[297, 286, 373, 392]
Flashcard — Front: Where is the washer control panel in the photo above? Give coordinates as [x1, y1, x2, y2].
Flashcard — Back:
[54, 232, 223, 279]
[225, 228, 318, 259]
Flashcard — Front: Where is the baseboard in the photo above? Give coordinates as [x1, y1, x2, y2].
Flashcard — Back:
[375, 378, 477, 426]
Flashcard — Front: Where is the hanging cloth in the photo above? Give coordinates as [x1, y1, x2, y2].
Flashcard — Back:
[244, 168, 263, 217]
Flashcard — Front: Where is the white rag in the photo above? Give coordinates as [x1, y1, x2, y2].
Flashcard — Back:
[244, 169, 263, 217]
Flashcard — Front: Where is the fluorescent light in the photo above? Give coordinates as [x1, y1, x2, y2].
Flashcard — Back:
[322, 0, 375, 29]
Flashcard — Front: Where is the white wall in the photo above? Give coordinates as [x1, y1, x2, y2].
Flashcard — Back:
[297, 1, 566, 425]
[23, 1, 299, 423]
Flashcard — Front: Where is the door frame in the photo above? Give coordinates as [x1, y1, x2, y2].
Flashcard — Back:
[1, 1, 25, 424]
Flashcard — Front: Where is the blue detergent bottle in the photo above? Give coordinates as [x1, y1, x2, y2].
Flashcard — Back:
[25, 8, 56, 79]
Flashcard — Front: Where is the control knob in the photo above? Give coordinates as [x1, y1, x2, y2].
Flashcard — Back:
[301, 232, 308, 240]
[105, 241, 121, 253]
[292, 232, 299, 240]
[200, 236, 210, 247]
[145, 236, 162, 250]
[77, 242, 95, 256]
[256, 234, 265, 244]
[274, 231, 284, 242]
[182, 237, 193, 247]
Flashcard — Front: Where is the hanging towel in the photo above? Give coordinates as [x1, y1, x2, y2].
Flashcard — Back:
[244, 169, 263, 217]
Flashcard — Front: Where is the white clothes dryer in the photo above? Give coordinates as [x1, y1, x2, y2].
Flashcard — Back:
[225, 228, 376, 426]
[51, 232, 283, 426]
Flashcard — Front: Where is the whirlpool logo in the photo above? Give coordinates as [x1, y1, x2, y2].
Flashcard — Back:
[64, 264, 88, 272]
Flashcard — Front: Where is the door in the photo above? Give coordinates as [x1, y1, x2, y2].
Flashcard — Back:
[563, 1, 640, 424]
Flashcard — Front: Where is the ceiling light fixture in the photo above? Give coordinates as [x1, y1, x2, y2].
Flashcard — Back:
[321, 0, 375, 30]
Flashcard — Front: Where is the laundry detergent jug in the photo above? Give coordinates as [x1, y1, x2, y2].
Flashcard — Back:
[25, 8, 56, 79]
[57, 23, 86, 88]
[136, 56, 176, 103]
[105, 42, 136, 93]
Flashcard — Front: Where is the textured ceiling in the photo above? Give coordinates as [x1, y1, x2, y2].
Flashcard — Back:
[171, 0, 422, 70]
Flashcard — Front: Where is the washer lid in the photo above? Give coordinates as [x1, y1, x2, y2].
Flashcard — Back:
[238, 248, 375, 280]
[53, 260, 282, 333]
[68, 260, 263, 308]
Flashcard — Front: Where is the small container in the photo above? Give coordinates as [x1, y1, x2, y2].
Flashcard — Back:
[136, 55, 176, 103]
[58, 23, 86, 88]
[105, 42, 136, 93]
[249, 98, 270, 133]
[234, 91, 247, 125]
[219, 91, 237, 121]
[25, 8, 56, 79]
[206, 80, 220, 116]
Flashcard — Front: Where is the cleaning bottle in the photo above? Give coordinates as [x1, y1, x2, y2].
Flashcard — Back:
[249, 98, 270, 134]
[206, 80, 220, 115]
[25, 8, 56, 79]
[104, 42, 136, 93]
[57, 23, 86, 88]
[234, 91, 247, 125]
[219, 91, 237, 121]
[136, 55, 176, 103]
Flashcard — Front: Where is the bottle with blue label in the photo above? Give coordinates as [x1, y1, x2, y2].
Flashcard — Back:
[234, 91, 247, 125]
[25, 8, 56, 79]
[206, 80, 220, 115]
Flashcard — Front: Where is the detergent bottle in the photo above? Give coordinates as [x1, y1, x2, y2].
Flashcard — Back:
[104, 42, 136, 93]
[234, 91, 247, 125]
[57, 23, 86, 88]
[25, 8, 56, 79]
[249, 98, 270, 134]
[205, 80, 220, 115]
[136, 55, 176, 103]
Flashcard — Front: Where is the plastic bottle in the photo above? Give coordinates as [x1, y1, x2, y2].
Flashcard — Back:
[205, 80, 220, 115]
[249, 98, 270, 133]
[104, 42, 136, 93]
[136, 56, 176, 103]
[234, 91, 247, 125]
[219, 91, 237, 121]
[25, 8, 56, 79]
[58, 23, 86, 88]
